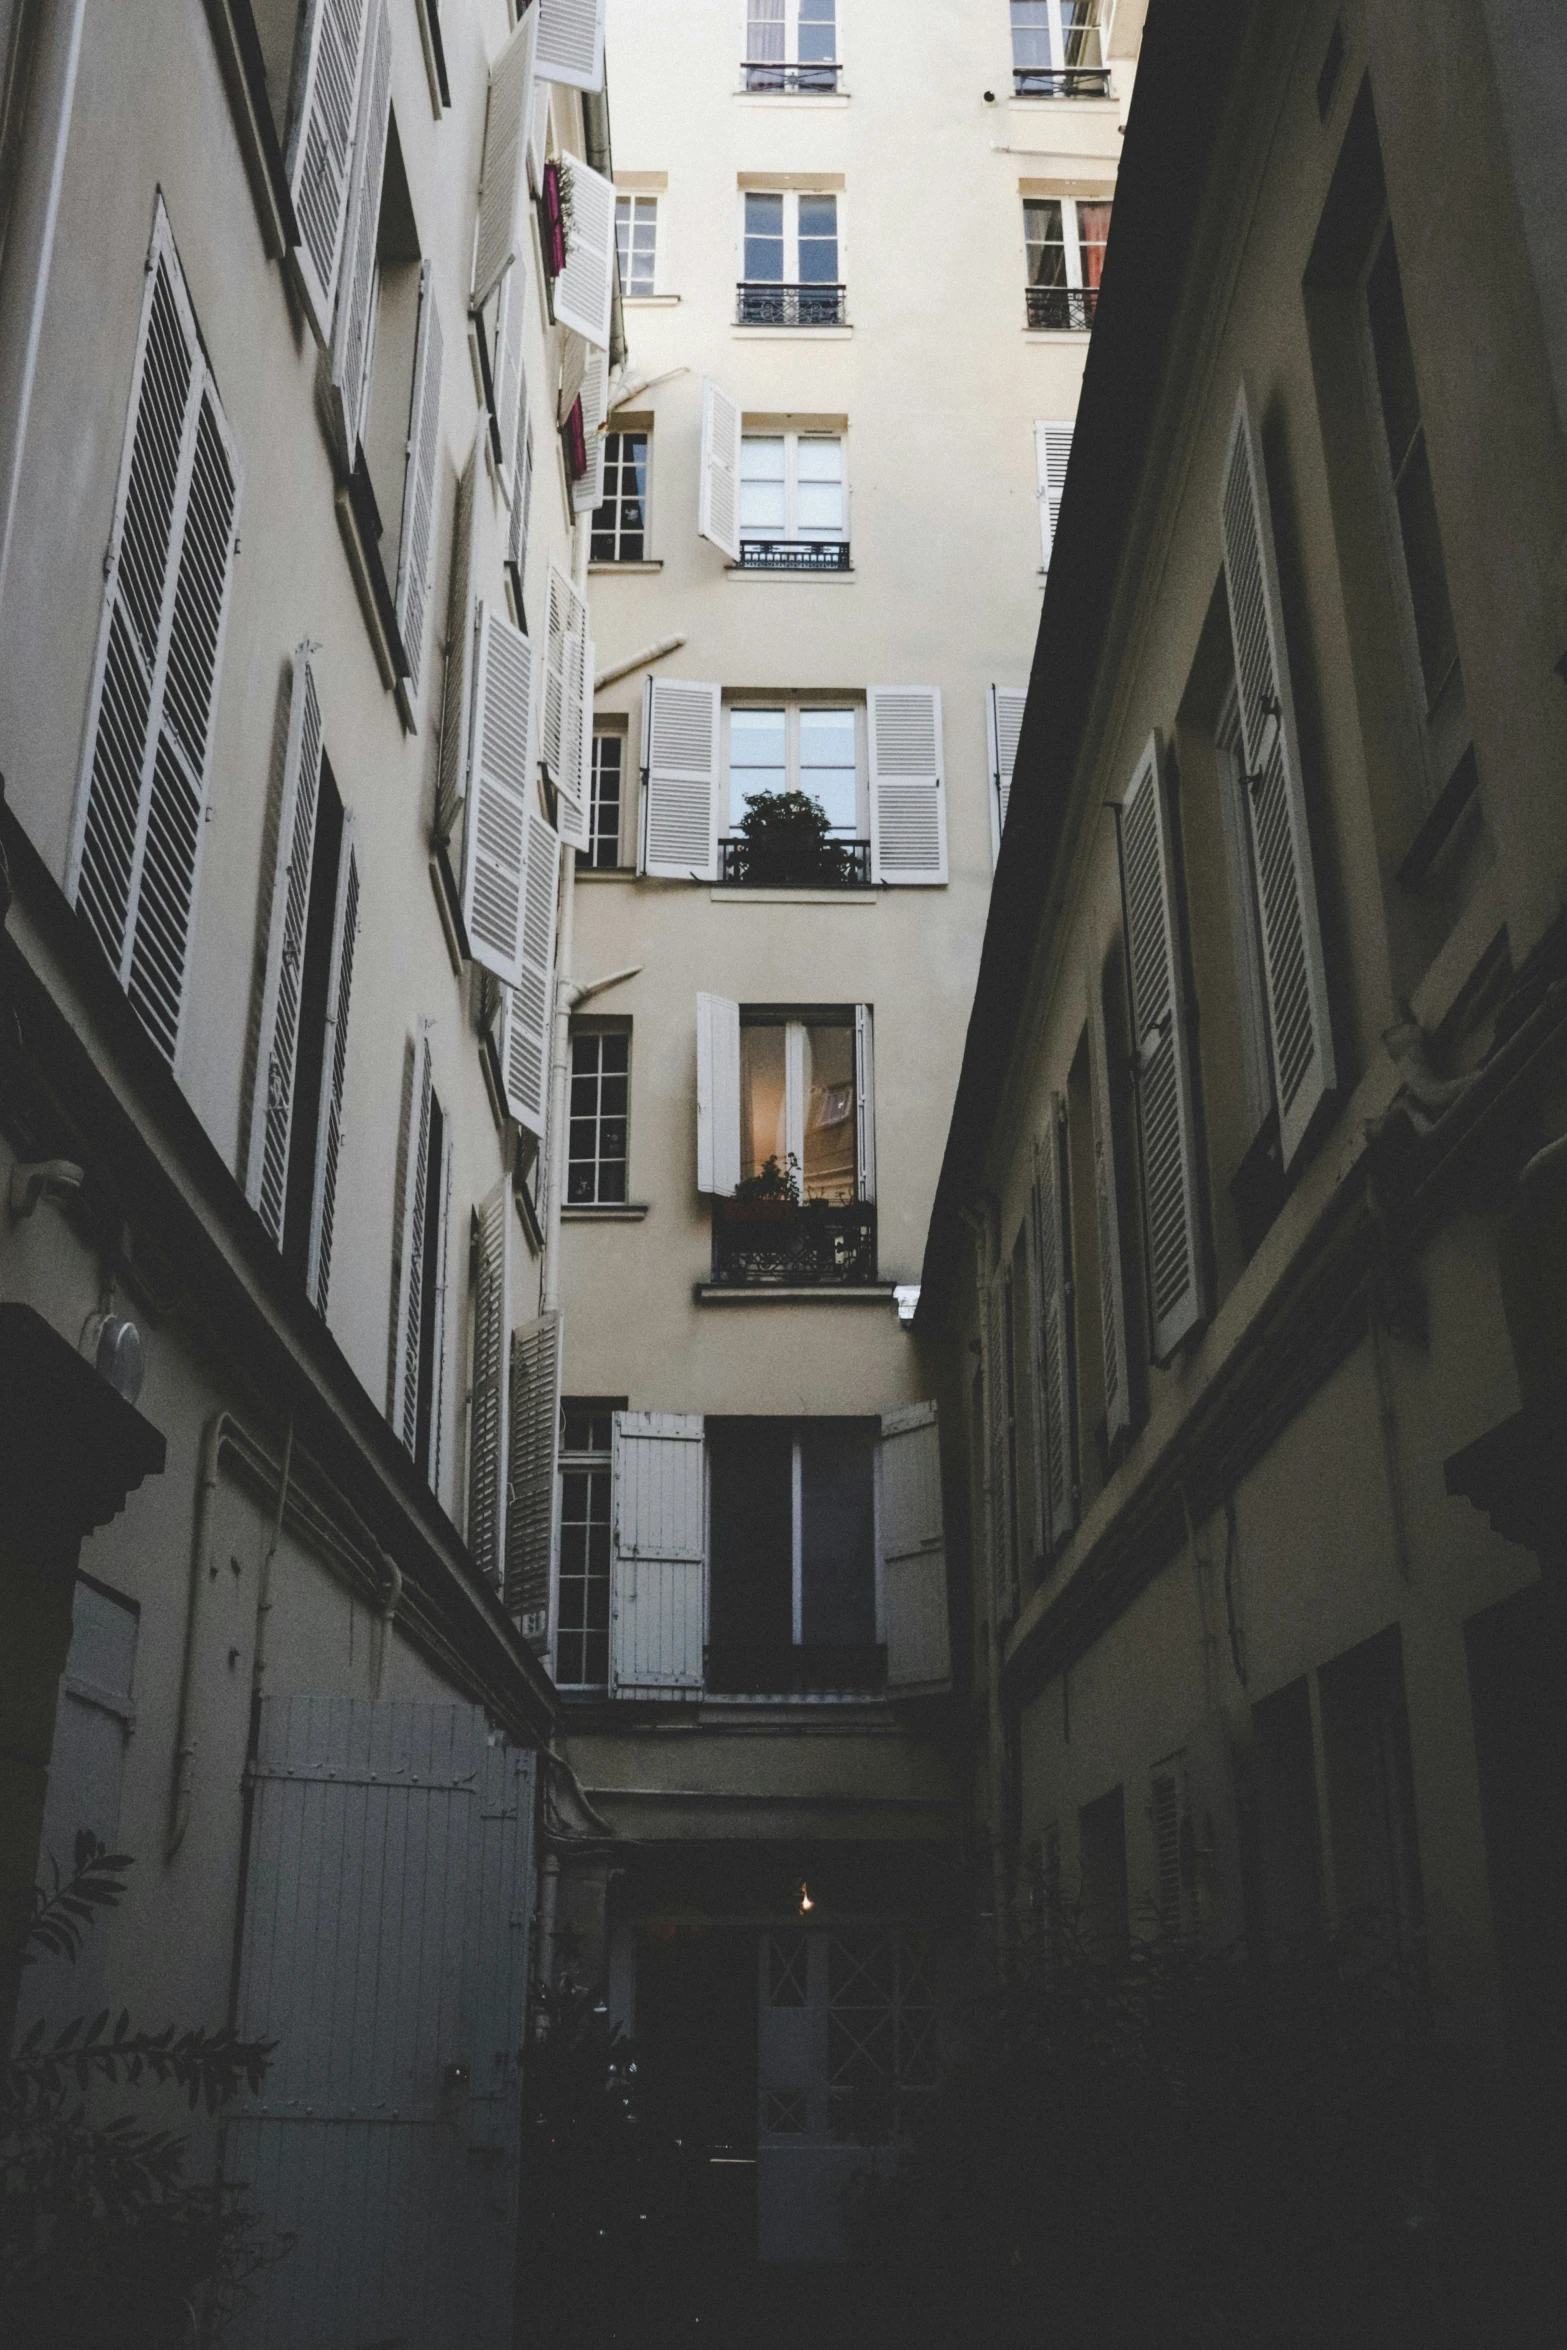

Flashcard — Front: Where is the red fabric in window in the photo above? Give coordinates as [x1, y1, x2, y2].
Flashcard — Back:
[1078, 201, 1113, 289]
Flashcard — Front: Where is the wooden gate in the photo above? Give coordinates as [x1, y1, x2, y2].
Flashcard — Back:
[223, 1698, 536, 2349]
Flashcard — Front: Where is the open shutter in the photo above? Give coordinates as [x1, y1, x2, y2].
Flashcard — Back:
[498, 809, 560, 1141]
[1033, 1107, 1075, 1546]
[869, 687, 947, 885]
[1035, 419, 1072, 568]
[881, 1403, 951, 1693]
[854, 1004, 876, 1203]
[987, 685, 1028, 864]
[573, 347, 609, 514]
[491, 259, 526, 477]
[1220, 384, 1336, 1166]
[1117, 733, 1206, 1362]
[543, 565, 590, 849]
[473, 6, 538, 309]
[642, 678, 720, 879]
[327, 0, 391, 466]
[247, 644, 323, 1243]
[508, 416, 535, 609]
[699, 379, 741, 563]
[535, 0, 606, 92]
[552, 157, 616, 349]
[437, 429, 480, 843]
[306, 819, 359, 1314]
[611, 1413, 706, 1694]
[526, 80, 549, 196]
[461, 605, 538, 985]
[429, 1115, 455, 1498]
[467, 1176, 514, 1591]
[391, 1027, 434, 1453]
[505, 1309, 562, 1644]
[1086, 969, 1131, 1447]
[285, 0, 371, 341]
[395, 265, 443, 705]
[696, 993, 742, 1197]
[982, 1279, 1013, 1619]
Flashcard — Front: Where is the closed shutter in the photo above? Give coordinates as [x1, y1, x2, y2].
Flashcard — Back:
[854, 1004, 876, 1203]
[428, 1114, 455, 1499]
[1220, 384, 1336, 1166]
[326, 0, 391, 466]
[395, 264, 444, 705]
[390, 1027, 434, 1454]
[69, 207, 242, 1069]
[880, 1402, 951, 1692]
[696, 992, 742, 1197]
[869, 687, 947, 885]
[552, 156, 615, 349]
[535, 0, 606, 93]
[497, 809, 560, 1141]
[1035, 419, 1072, 568]
[1117, 733, 1206, 1362]
[1086, 968, 1131, 1446]
[505, 1309, 562, 1642]
[1150, 1752, 1195, 1938]
[1032, 1107, 1075, 1547]
[437, 429, 479, 844]
[461, 605, 538, 986]
[642, 678, 720, 879]
[305, 819, 360, 1314]
[285, 0, 371, 341]
[543, 565, 590, 849]
[983, 1279, 1013, 1618]
[472, 6, 538, 309]
[246, 643, 323, 1244]
[699, 379, 741, 562]
[987, 685, 1028, 864]
[611, 1412, 706, 1693]
[573, 346, 609, 514]
[467, 1176, 514, 1591]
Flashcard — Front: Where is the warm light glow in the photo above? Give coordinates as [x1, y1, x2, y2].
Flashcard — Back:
[799, 1882, 814, 1913]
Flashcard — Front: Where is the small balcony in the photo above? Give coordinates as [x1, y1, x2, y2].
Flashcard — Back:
[716, 835, 871, 888]
[705, 1642, 886, 1697]
[737, 281, 847, 327]
[737, 539, 851, 574]
[1013, 65, 1111, 97]
[1026, 284, 1100, 331]
[710, 1196, 878, 1287]
[742, 59, 843, 92]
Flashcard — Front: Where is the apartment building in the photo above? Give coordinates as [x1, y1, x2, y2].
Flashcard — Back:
[919, 0, 1567, 2196]
[0, 2, 621, 2339]
[532, 0, 1142, 2266]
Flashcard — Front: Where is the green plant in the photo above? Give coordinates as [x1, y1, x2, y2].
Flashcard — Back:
[732, 789, 854, 885]
[732, 1152, 802, 1204]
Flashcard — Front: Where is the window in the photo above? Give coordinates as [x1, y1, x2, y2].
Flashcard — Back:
[615, 193, 658, 295]
[1024, 195, 1111, 329]
[1011, 1, 1109, 97]
[739, 431, 848, 568]
[590, 429, 649, 560]
[707, 1417, 879, 1693]
[391, 1032, 453, 1488]
[744, 0, 840, 90]
[740, 1016, 858, 1201]
[588, 731, 625, 867]
[567, 1030, 629, 1203]
[739, 190, 844, 323]
[557, 1401, 618, 1688]
[728, 702, 861, 834]
[702, 998, 876, 1283]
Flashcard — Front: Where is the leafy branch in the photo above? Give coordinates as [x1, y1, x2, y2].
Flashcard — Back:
[19, 1831, 132, 1969]
[6, 2014, 273, 2114]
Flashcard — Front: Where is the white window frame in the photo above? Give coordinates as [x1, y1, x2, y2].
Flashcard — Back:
[1023, 194, 1105, 294]
[590, 427, 651, 563]
[588, 728, 627, 867]
[1010, 0, 1108, 90]
[566, 1024, 631, 1205]
[556, 1403, 616, 1690]
[739, 1009, 873, 1204]
[742, 0, 841, 84]
[739, 428, 848, 546]
[615, 192, 659, 296]
[724, 696, 866, 836]
[739, 187, 842, 286]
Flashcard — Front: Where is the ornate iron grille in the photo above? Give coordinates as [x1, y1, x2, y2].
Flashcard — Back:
[710, 1198, 877, 1285]
[1013, 66, 1111, 95]
[738, 539, 852, 572]
[736, 282, 848, 326]
[1026, 285, 1100, 330]
[742, 60, 842, 90]
[715, 837, 871, 888]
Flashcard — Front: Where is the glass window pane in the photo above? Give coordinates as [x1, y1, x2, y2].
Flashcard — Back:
[795, 437, 842, 482]
[1077, 200, 1112, 289]
[740, 1025, 789, 1185]
[802, 1022, 856, 1201]
[796, 478, 845, 537]
[1011, 1, 1052, 70]
[797, 193, 838, 283]
[740, 478, 787, 533]
[747, 0, 785, 62]
[742, 436, 787, 479]
[800, 1422, 876, 1646]
[799, 708, 856, 827]
[1024, 198, 1066, 286]
[798, 0, 836, 62]
[729, 707, 787, 822]
[1060, 1, 1104, 68]
[745, 191, 785, 280]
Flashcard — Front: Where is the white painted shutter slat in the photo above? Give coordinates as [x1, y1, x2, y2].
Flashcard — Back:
[611, 1413, 706, 1694]
[508, 415, 535, 609]
[492, 260, 526, 484]
[699, 379, 741, 563]
[505, 1309, 563, 1643]
[525, 81, 549, 197]
[429, 1118, 455, 1498]
[572, 346, 609, 513]
[498, 809, 560, 1142]
[869, 687, 947, 885]
[285, 0, 371, 342]
[696, 993, 742, 1198]
[854, 1004, 876, 1204]
[1035, 419, 1073, 568]
[1117, 733, 1206, 1362]
[1033, 1110, 1076, 1545]
[247, 644, 323, 1243]
[881, 1402, 951, 1693]
[1220, 384, 1336, 1166]
[535, 0, 606, 93]
[472, 7, 538, 309]
[437, 429, 480, 843]
[306, 819, 360, 1314]
[467, 1176, 514, 1592]
[642, 677, 720, 879]
[327, 0, 391, 466]
[1086, 966, 1131, 1447]
[543, 564, 590, 848]
[988, 684, 1028, 864]
[395, 265, 444, 704]
[461, 605, 537, 986]
[551, 156, 616, 350]
[391, 1028, 434, 1453]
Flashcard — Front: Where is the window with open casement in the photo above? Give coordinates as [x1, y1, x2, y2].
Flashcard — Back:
[739, 189, 844, 324]
[1024, 195, 1111, 330]
[743, 0, 840, 91]
[1011, 2, 1110, 97]
[739, 431, 848, 570]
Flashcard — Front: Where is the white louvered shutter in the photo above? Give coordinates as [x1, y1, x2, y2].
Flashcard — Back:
[854, 1004, 876, 1203]
[472, 6, 538, 309]
[428, 1114, 455, 1498]
[505, 1309, 563, 1643]
[642, 679, 721, 879]
[696, 993, 742, 1197]
[1033, 1108, 1076, 1546]
[508, 417, 535, 606]
[1035, 420, 1072, 568]
[699, 379, 741, 563]
[881, 1403, 952, 1692]
[467, 1176, 514, 1592]
[983, 1278, 1012, 1619]
[437, 428, 479, 843]
[869, 687, 947, 885]
[573, 346, 609, 514]
[498, 809, 560, 1141]
[461, 605, 537, 986]
[526, 80, 549, 195]
[246, 644, 323, 1242]
[492, 259, 526, 481]
[286, 0, 371, 342]
[535, 0, 606, 92]
[391, 1027, 434, 1453]
[1220, 383, 1336, 1167]
[305, 819, 360, 1314]
[327, 0, 391, 466]
[611, 1413, 706, 1694]
[1117, 734, 1206, 1362]
[552, 157, 616, 349]
[988, 685, 1028, 864]
[70, 208, 243, 1069]
[396, 264, 444, 705]
[1086, 967, 1131, 1447]
[543, 565, 590, 848]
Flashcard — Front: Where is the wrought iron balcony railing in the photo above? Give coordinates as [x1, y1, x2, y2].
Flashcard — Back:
[1013, 65, 1111, 97]
[710, 1197, 877, 1286]
[736, 281, 847, 327]
[738, 539, 851, 573]
[705, 1642, 887, 1697]
[742, 59, 843, 91]
[1026, 284, 1100, 331]
[716, 836, 871, 888]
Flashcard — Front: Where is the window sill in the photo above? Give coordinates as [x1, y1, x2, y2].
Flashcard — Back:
[589, 559, 664, 573]
[1022, 327, 1094, 341]
[709, 885, 876, 904]
[724, 563, 855, 580]
[734, 91, 851, 107]
[1007, 94, 1120, 109]
[562, 1203, 651, 1222]
[577, 865, 638, 881]
[694, 1283, 899, 1305]
[731, 324, 853, 341]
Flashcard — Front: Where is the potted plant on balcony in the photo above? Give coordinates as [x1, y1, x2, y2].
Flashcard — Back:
[720, 1154, 802, 1225]
[732, 790, 853, 887]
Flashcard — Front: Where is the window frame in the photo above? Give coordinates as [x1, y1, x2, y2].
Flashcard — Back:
[739, 187, 842, 287]
[556, 1398, 622, 1691]
[742, 0, 841, 90]
[739, 427, 848, 548]
[566, 1024, 631, 1206]
[614, 191, 659, 297]
[724, 696, 867, 838]
[1023, 194, 1109, 296]
[589, 427, 650, 563]
[1010, 1, 1110, 97]
[738, 1009, 867, 1205]
[705, 1414, 884, 1660]
[588, 728, 628, 868]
